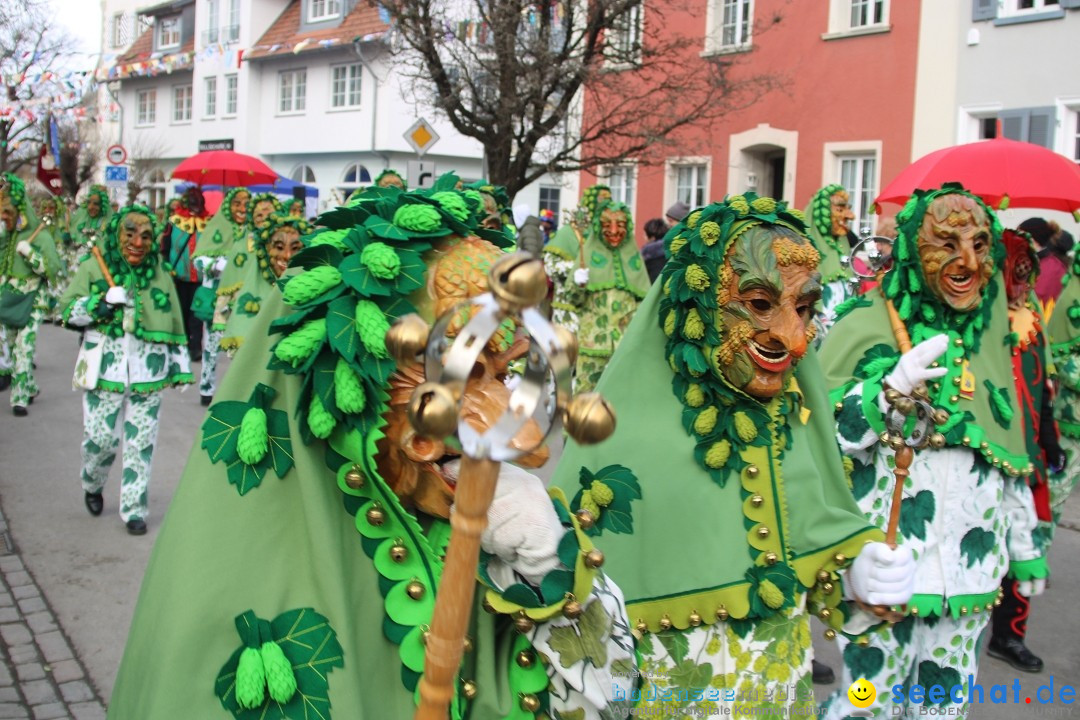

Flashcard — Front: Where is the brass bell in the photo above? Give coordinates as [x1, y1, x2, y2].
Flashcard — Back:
[928, 433, 946, 450]
[519, 693, 542, 713]
[385, 313, 430, 367]
[689, 610, 702, 627]
[756, 526, 770, 539]
[422, 629, 431, 646]
[564, 393, 616, 445]
[553, 325, 578, 367]
[463, 636, 474, 653]
[887, 435, 906, 452]
[715, 606, 729, 621]
[390, 542, 408, 563]
[562, 596, 583, 619]
[763, 551, 778, 565]
[635, 619, 648, 634]
[514, 612, 535, 634]
[857, 636, 870, 647]
[490, 252, 549, 312]
[344, 464, 366, 489]
[407, 381, 459, 439]
[659, 614, 673, 631]
[575, 509, 595, 530]
[821, 582, 835, 594]
[406, 581, 425, 600]
[462, 680, 478, 700]
[817, 570, 831, 583]
[584, 549, 605, 568]
[819, 608, 832, 620]
[823, 629, 837, 640]
[933, 408, 951, 426]
[884, 388, 901, 404]
[893, 396, 916, 416]
[745, 465, 760, 479]
[516, 649, 535, 668]
[366, 506, 386, 526]
[750, 494, 764, 507]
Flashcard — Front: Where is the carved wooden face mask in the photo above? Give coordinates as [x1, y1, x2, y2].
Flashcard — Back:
[917, 194, 994, 313]
[0, 193, 17, 232]
[119, 213, 154, 266]
[229, 191, 251, 225]
[714, 226, 821, 399]
[599, 208, 628, 248]
[830, 190, 854, 237]
[267, 227, 302, 277]
[1002, 229, 1036, 308]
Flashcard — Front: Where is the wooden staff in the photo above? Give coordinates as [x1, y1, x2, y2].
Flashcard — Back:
[89, 245, 116, 288]
[882, 294, 913, 548]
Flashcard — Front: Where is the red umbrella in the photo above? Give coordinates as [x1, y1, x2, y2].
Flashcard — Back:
[171, 150, 277, 187]
[876, 137, 1080, 216]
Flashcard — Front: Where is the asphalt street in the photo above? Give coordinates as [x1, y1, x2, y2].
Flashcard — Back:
[0, 322, 1077, 718]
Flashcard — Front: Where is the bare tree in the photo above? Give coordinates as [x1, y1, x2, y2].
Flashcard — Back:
[375, 0, 785, 199]
[58, 116, 102, 198]
[126, 132, 171, 206]
[0, 0, 80, 174]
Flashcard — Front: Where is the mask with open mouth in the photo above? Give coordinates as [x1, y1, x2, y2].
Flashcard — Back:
[917, 194, 994, 313]
[119, 212, 154, 266]
[714, 225, 822, 399]
[1001, 228, 1038, 309]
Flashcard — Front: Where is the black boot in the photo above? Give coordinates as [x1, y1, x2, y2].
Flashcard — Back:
[812, 659, 835, 684]
[84, 492, 104, 516]
[989, 577, 1044, 673]
[0, 375, 9, 391]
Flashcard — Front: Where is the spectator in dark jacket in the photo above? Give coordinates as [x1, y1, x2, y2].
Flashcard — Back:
[1021, 217, 1069, 304]
[640, 217, 670, 283]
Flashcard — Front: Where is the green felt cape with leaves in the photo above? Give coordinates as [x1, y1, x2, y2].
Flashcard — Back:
[544, 202, 650, 298]
[0, 200, 61, 285]
[196, 188, 252, 258]
[549, 194, 880, 635]
[803, 184, 852, 285]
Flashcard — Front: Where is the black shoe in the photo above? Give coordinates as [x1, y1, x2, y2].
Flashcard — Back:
[200, 395, 213, 406]
[811, 659, 835, 684]
[12, 406, 27, 417]
[126, 518, 147, 536]
[988, 636, 1044, 673]
[84, 492, 104, 517]
[0, 375, 9, 391]
[28, 392, 37, 405]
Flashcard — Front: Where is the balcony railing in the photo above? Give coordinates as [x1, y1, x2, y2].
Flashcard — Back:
[200, 25, 240, 46]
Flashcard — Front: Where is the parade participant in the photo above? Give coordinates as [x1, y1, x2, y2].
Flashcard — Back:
[544, 199, 648, 392]
[550, 193, 912, 714]
[248, 192, 281, 235]
[36, 195, 72, 322]
[212, 213, 310, 354]
[286, 197, 304, 218]
[538, 208, 556, 243]
[804, 184, 857, 337]
[163, 186, 211, 360]
[108, 178, 635, 719]
[374, 167, 406, 190]
[69, 185, 112, 250]
[820, 186, 1046, 719]
[59, 204, 192, 535]
[465, 179, 516, 237]
[193, 187, 252, 404]
[0, 174, 61, 412]
[986, 229, 1063, 673]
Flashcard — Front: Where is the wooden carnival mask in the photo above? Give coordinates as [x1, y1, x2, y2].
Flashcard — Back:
[229, 191, 251, 225]
[119, 212, 154, 266]
[830, 189, 854, 238]
[917, 194, 994, 313]
[1002, 229, 1037, 309]
[266, 226, 303, 278]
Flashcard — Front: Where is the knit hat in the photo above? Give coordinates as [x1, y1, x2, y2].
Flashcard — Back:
[665, 201, 689, 222]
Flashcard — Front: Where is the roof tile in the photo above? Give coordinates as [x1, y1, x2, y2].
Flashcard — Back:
[245, 0, 386, 60]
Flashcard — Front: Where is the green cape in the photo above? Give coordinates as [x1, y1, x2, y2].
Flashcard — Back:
[550, 284, 881, 633]
[544, 208, 650, 298]
[196, 190, 252, 259]
[803, 184, 852, 285]
[69, 206, 112, 249]
[1048, 272, 1080, 358]
[214, 246, 276, 350]
[0, 219, 61, 285]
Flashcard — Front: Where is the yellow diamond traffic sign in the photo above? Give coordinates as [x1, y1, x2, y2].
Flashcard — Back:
[404, 118, 440, 157]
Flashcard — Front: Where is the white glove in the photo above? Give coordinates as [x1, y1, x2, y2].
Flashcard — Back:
[477, 463, 567, 585]
[883, 334, 949, 396]
[845, 542, 916, 606]
[1017, 577, 1046, 597]
[15, 241, 32, 258]
[213, 256, 228, 276]
[105, 286, 129, 307]
[573, 267, 590, 286]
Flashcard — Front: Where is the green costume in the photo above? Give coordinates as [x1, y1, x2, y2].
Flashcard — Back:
[804, 184, 855, 336]
[68, 185, 112, 250]
[543, 200, 649, 392]
[1045, 255, 1080, 542]
[819, 187, 1044, 719]
[550, 194, 882, 714]
[109, 177, 636, 719]
[0, 174, 61, 410]
[60, 205, 192, 524]
[213, 213, 309, 353]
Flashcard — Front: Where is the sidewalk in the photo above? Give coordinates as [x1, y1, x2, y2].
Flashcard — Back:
[0, 505, 105, 720]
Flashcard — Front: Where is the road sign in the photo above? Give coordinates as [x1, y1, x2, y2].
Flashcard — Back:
[106, 144, 127, 165]
[104, 164, 129, 188]
[404, 118, 439, 157]
[407, 160, 436, 189]
[198, 138, 234, 152]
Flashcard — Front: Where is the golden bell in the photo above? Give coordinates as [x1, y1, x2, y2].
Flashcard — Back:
[519, 693, 542, 713]
[553, 324, 579, 367]
[344, 464, 366, 489]
[884, 389, 901, 404]
[715, 606, 729, 621]
[817, 570, 831, 583]
[635, 619, 648, 634]
[462, 680, 478, 700]
[689, 610, 702, 627]
[422, 629, 431, 646]
[659, 615, 673, 631]
[490, 253, 549, 312]
[928, 433, 946, 450]
[390, 543, 408, 563]
[893, 396, 916, 416]
[562, 598, 583, 620]
[821, 582, 835, 594]
[887, 435, 906, 452]
[366, 506, 386, 526]
[819, 608, 832, 620]
[564, 393, 616, 445]
[575, 509, 595, 529]
[407, 381, 459, 439]
[385, 313, 430, 367]
[763, 551, 778, 565]
[584, 549, 605, 568]
[516, 649, 535, 668]
[823, 629, 837, 640]
[463, 636, 474, 653]
[514, 613, 535, 634]
[933, 408, 951, 426]
[406, 581, 425, 600]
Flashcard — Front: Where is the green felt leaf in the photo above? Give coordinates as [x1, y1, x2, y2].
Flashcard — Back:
[669, 660, 713, 693]
[226, 455, 270, 495]
[657, 631, 690, 663]
[339, 253, 390, 297]
[843, 643, 885, 680]
[266, 409, 294, 479]
[892, 615, 914, 648]
[898, 490, 935, 541]
[201, 400, 250, 464]
[916, 661, 961, 706]
[854, 343, 901, 380]
[546, 599, 610, 669]
[959, 527, 995, 568]
[326, 296, 359, 362]
[539, 569, 574, 605]
[556, 526, 580, 568]
[146, 352, 166, 376]
[363, 215, 411, 241]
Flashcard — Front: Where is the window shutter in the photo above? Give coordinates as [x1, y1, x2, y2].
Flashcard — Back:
[972, 0, 997, 21]
[1062, 0, 1080, 8]
[999, 109, 1027, 142]
[1027, 107, 1056, 148]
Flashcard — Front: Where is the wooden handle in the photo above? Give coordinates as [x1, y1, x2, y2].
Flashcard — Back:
[415, 456, 500, 720]
[90, 246, 115, 288]
[886, 445, 912, 547]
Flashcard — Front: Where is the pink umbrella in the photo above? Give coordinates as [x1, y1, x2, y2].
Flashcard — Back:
[171, 150, 277, 187]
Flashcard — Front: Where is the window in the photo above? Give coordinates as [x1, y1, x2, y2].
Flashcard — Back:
[538, 185, 561, 218]
[204, 77, 217, 117]
[839, 154, 878, 235]
[279, 70, 307, 113]
[308, 0, 342, 22]
[721, 0, 752, 48]
[206, 0, 219, 43]
[173, 84, 193, 122]
[227, 0, 240, 41]
[608, 4, 642, 65]
[110, 12, 130, 49]
[606, 166, 636, 208]
[1007, 0, 1060, 13]
[157, 15, 181, 49]
[291, 165, 317, 183]
[1071, 110, 1080, 164]
[674, 164, 708, 207]
[849, 0, 885, 28]
[136, 88, 156, 125]
[224, 74, 238, 115]
[1000, 107, 1056, 148]
[331, 63, 363, 109]
[825, 0, 889, 36]
[339, 162, 372, 197]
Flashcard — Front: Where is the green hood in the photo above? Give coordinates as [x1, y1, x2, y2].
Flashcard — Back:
[544, 200, 650, 298]
[196, 188, 252, 258]
[803, 184, 853, 285]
